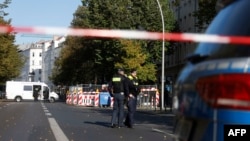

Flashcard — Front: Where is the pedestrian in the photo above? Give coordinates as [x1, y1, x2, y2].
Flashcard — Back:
[108, 68, 129, 128]
[124, 69, 139, 129]
[43, 87, 49, 102]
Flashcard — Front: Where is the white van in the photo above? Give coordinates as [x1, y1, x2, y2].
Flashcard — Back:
[5, 81, 59, 102]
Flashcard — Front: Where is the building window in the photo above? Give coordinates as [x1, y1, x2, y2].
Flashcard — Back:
[39, 69, 42, 74]
[39, 52, 42, 57]
[32, 60, 34, 65]
[32, 52, 35, 57]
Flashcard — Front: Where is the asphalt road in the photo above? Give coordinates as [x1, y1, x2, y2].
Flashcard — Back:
[0, 100, 174, 141]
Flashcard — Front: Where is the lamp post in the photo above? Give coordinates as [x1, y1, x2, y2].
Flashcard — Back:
[155, 0, 165, 111]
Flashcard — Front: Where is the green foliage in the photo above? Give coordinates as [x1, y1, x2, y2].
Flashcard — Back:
[0, 0, 11, 17]
[193, 0, 217, 31]
[0, 0, 24, 83]
[51, 0, 175, 85]
[115, 40, 156, 82]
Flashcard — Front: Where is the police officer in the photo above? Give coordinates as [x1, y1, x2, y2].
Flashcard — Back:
[108, 68, 129, 128]
[124, 69, 139, 128]
[43, 87, 49, 102]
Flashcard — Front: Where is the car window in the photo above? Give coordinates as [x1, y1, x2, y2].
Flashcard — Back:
[23, 85, 32, 91]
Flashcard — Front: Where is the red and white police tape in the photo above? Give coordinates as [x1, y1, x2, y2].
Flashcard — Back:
[1, 25, 250, 45]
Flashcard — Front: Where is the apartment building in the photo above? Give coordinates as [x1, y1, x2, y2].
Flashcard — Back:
[42, 36, 65, 88]
[18, 43, 43, 82]
[17, 36, 65, 89]
[165, 0, 200, 83]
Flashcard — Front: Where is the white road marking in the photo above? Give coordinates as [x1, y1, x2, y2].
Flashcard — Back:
[152, 128, 176, 139]
[45, 113, 52, 116]
[48, 117, 69, 141]
[42, 103, 69, 141]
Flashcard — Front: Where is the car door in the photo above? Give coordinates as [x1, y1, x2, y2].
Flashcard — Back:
[22, 85, 33, 100]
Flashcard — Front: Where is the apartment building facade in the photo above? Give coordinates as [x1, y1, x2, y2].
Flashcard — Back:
[18, 36, 65, 89]
[164, 0, 200, 84]
[17, 43, 43, 82]
[42, 36, 65, 88]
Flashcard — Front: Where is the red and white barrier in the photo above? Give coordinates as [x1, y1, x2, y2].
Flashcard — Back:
[1, 25, 250, 45]
[94, 93, 99, 107]
[66, 94, 72, 104]
[78, 94, 83, 105]
[76, 94, 97, 106]
[73, 94, 78, 105]
[156, 91, 160, 106]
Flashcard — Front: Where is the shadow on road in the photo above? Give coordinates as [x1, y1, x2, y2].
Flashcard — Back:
[83, 121, 111, 128]
[88, 107, 174, 128]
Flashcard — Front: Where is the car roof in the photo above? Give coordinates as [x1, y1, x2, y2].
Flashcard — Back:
[192, 0, 250, 62]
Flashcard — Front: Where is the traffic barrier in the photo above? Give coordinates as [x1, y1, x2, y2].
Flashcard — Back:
[77, 93, 96, 106]
[94, 93, 99, 107]
[139, 86, 158, 109]
[66, 94, 74, 105]
[73, 94, 78, 105]
[78, 94, 83, 105]
[156, 90, 160, 106]
[66, 94, 71, 104]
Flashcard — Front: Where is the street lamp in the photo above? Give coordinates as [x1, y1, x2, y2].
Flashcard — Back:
[155, 0, 165, 111]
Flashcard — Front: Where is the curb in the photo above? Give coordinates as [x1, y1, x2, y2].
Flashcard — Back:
[137, 109, 175, 116]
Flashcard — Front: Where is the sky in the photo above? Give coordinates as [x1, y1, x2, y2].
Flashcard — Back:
[4, 0, 82, 45]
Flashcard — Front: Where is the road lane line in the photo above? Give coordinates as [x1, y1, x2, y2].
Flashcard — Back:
[48, 118, 69, 141]
[45, 113, 52, 116]
[152, 128, 176, 139]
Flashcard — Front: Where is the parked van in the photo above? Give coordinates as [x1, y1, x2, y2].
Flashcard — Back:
[5, 81, 59, 102]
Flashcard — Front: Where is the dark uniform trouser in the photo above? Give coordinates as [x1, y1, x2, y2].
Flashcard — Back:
[111, 93, 125, 126]
[125, 97, 137, 127]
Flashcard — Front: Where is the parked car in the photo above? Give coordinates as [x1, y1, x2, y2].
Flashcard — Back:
[172, 0, 250, 141]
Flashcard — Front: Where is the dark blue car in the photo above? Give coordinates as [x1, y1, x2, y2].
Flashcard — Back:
[173, 0, 250, 141]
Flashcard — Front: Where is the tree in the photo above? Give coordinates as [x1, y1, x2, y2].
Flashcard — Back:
[116, 40, 156, 82]
[51, 0, 175, 85]
[193, 0, 217, 31]
[0, 0, 24, 83]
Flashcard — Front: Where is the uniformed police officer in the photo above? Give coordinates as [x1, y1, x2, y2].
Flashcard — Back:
[124, 69, 139, 128]
[108, 68, 129, 128]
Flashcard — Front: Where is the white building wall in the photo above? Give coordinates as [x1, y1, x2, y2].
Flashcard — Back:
[42, 41, 52, 85]
[18, 43, 43, 82]
[17, 36, 65, 88]
[42, 36, 65, 88]
[19, 49, 30, 81]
